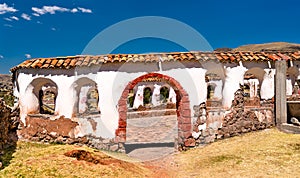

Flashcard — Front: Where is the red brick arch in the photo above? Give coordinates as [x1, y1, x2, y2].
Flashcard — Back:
[115, 73, 192, 146]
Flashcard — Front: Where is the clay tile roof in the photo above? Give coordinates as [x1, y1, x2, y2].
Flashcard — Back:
[10, 51, 300, 72]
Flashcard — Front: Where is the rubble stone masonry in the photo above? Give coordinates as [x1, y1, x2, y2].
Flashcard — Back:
[191, 89, 274, 149]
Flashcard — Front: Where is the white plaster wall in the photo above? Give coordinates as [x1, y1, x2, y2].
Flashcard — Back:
[208, 80, 223, 100]
[286, 78, 293, 96]
[17, 73, 39, 124]
[16, 72, 77, 123]
[261, 69, 275, 100]
[15, 60, 276, 139]
[222, 65, 247, 109]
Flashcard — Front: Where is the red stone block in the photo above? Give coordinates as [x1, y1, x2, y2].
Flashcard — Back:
[118, 112, 127, 120]
[118, 106, 127, 112]
[118, 120, 126, 128]
[115, 128, 126, 136]
[184, 137, 196, 147]
[180, 124, 192, 132]
[173, 83, 182, 91]
[181, 102, 190, 109]
[181, 97, 190, 103]
[176, 110, 181, 117]
[118, 100, 127, 107]
[130, 80, 138, 87]
[178, 117, 191, 124]
[121, 91, 129, 99]
[181, 109, 191, 117]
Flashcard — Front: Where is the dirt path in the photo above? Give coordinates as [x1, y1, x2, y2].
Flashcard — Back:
[124, 115, 181, 177]
[143, 152, 180, 178]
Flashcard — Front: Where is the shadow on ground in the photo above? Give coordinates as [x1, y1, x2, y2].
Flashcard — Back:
[124, 142, 176, 161]
[0, 141, 17, 170]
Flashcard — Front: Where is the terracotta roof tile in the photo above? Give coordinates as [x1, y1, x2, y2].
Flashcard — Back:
[69, 58, 77, 67]
[50, 59, 58, 67]
[10, 51, 300, 72]
[56, 59, 65, 67]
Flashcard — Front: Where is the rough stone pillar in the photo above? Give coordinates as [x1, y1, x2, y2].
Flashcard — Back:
[275, 60, 287, 125]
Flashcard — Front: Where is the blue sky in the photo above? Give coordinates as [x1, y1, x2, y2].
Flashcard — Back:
[1, 0, 300, 73]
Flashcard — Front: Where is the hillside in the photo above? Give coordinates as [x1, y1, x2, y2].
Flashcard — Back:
[0, 74, 14, 106]
[215, 42, 300, 52]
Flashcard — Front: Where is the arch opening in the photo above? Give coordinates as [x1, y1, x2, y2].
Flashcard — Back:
[116, 73, 192, 149]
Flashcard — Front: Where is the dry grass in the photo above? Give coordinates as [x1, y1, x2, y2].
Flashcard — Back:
[0, 142, 151, 178]
[1, 128, 300, 178]
[170, 128, 300, 177]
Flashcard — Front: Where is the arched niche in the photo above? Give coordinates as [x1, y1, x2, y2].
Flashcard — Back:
[71, 77, 100, 116]
[205, 71, 223, 108]
[25, 77, 58, 115]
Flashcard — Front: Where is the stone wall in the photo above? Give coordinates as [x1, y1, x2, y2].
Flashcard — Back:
[18, 115, 125, 152]
[217, 90, 274, 138]
[190, 89, 274, 150]
[0, 100, 12, 151]
[0, 100, 19, 149]
[0, 99, 19, 168]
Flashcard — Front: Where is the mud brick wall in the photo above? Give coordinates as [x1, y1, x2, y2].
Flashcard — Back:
[18, 115, 125, 152]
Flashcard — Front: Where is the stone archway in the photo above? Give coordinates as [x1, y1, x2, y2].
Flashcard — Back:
[115, 73, 192, 148]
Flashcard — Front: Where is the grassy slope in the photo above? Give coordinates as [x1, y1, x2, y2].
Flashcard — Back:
[170, 129, 300, 177]
[1, 128, 300, 178]
[0, 142, 151, 178]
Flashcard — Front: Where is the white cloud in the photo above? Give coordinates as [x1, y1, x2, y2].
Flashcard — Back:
[0, 55, 3, 59]
[32, 13, 40, 17]
[21, 13, 31, 21]
[32, 6, 70, 15]
[4, 16, 19, 21]
[31, 7, 45, 15]
[4, 17, 12, 21]
[37, 21, 42, 24]
[78, 7, 92, 13]
[25, 54, 31, 59]
[51, 27, 56, 31]
[11, 16, 19, 20]
[0, 3, 17, 14]
[31, 6, 92, 16]
[71, 8, 78, 13]
[4, 24, 12, 27]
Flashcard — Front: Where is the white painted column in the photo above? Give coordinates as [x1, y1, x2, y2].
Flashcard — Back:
[152, 84, 161, 106]
[133, 85, 145, 108]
